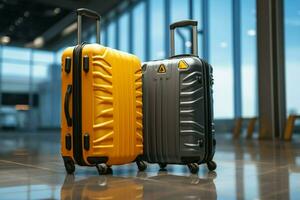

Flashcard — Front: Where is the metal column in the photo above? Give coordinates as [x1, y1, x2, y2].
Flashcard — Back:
[256, 0, 286, 139]
[0, 46, 2, 130]
[115, 14, 120, 50]
[202, 0, 209, 62]
[128, 2, 134, 54]
[233, 0, 242, 117]
[28, 50, 34, 131]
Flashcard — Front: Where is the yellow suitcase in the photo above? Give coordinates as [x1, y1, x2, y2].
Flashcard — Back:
[61, 8, 145, 175]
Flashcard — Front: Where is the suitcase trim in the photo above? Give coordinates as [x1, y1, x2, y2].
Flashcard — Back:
[72, 43, 87, 166]
[71, 44, 114, 166]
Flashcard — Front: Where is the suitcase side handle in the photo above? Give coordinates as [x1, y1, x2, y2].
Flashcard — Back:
[170, 20, 198, 57]
[64, 84, 72, 127]
[76, 8, 101, 44]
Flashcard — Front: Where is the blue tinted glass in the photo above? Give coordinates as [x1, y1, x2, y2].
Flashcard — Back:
[193, 0, 203, 57]
[89, 35, 96, 43]
[2, 62, 30, 78]
[285, 0, 300, 114]
[133, 2, 145, 61]
[100, 29, 106, 46]
[241, 0, 257, 117]
[171, 0, 189, 22]
[33, 50, 54, 63]
[150, 0, 165, 59]
[107, 21, 116, 48]
[56, 47, 66, 64]
[119, 12, 129, 52]
[3, 46, 30, 61]
[210, 0, 234, 118]
[171, 0, 190, 55]
[33, 64, 49, 80]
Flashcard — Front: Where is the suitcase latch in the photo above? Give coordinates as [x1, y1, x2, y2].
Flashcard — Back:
[84, 133, 90, 150]
[65, 57, 71, 74]
[65, 133, 72, 150]
[83, 55, 89, 73]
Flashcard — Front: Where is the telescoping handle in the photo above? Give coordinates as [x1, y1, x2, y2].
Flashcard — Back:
[170, 20, 198, 57]
[76, 8, 101, 44]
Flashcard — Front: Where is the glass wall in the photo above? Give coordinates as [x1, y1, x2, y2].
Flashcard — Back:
[99, 0, 246, 120]
[285, 0, 300, 115]
[241, 0, 257, 117]
[0, 46, 56, 130]
[0, 0, 270, 130]
[210, 0, 234, 119]
[150, 0, 165, 59]
[133, 2, 146, 60]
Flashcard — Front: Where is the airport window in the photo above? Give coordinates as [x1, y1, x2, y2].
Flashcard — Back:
[2, 61, 30, 83]
[107, 20, 117, 49]
[119, 12, 129, 52]
[56, 47, 65, 64]
[32, 64, 49, 81]
[284, 0, 300, 115]
[3, 46, 31, 61]
[171, 0, 190, 55]
[192, 0, 204, 57]
[241, 0, 257, 117]
[33, 50, 54, 64]
[150, 0, 165, 60]
[210, 0, 234, 118]
[133, 2, 146, 61]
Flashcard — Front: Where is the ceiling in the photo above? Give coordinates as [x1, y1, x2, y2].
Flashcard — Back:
[0, 0, 126, 50]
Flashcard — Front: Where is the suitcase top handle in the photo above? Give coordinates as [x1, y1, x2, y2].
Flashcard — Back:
[170, 20, 198, 57]
[76, 8, 101, 44]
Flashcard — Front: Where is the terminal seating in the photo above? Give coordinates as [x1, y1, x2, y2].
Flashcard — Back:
[283, 115, 300, 141]
[233, 115, 299, 141]
[232, 117, 258, 139]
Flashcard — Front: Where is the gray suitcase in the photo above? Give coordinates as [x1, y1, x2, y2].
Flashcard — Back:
[142, 20, 216, 173]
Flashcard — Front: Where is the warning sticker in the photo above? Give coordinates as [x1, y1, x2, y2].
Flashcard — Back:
[178, 60, 189, 69]
[157, 64, 166, 73]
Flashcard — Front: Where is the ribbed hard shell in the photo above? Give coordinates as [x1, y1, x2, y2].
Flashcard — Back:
[142, 56, 215, 164]
[61, 44, 143, 166]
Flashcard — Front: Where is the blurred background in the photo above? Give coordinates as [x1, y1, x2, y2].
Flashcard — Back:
[0, 0, 299, 136]
[0, 0, 299, 199]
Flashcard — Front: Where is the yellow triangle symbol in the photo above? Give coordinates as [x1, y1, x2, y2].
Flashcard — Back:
[178, 60, 189, 69]
[158, 64, 166, 73]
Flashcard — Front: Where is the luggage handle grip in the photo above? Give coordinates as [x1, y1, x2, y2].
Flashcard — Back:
[64, 84, 72, 127]
[77, 8, 100, 44]
[170, 20, 198, 57]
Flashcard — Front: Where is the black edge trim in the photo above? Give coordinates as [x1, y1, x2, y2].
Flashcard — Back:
[87, 157, 108, 165]
[72, 43, 87, 166]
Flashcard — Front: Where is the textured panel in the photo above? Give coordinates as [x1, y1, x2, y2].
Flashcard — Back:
[80, 44, 142, 165]
[92, 49, 114, 151]
[135, 67, 143, 149]
[143, 59, 180, 164]
[179, 59, 205, 155]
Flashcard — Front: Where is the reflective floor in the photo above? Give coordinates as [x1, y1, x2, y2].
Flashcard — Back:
[0, 132, 299, 200]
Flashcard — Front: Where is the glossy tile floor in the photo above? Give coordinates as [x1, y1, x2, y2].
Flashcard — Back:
[0, 132, 299, 200]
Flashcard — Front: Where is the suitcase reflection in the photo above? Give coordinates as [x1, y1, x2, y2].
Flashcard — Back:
[61, 175, 143, 200]
[61, 172, 216, 200]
